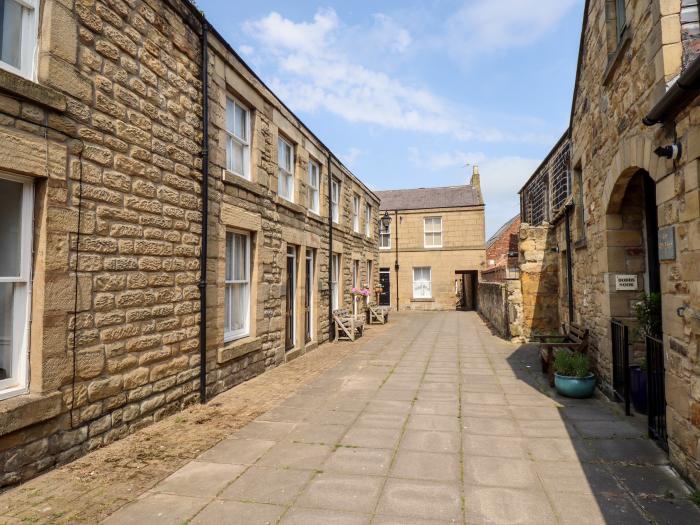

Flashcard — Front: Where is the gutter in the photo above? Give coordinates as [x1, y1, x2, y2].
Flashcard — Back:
[327, 153, 334, 341]
[198, 20, 209, 404]
[394, 210, 399, 311]
[644, 54, 700, 125]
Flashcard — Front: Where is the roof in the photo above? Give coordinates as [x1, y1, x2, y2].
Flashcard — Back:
[375, 185, 481, 211]
[486, 214, 520, 248]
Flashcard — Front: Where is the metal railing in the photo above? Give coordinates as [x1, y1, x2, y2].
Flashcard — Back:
[611, 319, 631, 415]
[646, 334, 668, 450]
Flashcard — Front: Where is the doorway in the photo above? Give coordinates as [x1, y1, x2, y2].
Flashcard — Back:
[352, 260, 360, 315]
[285, 246, 297, 351]
[379, 268, 390, 306]
[455, 270, 477, 311]
[305, 249, 313, 344]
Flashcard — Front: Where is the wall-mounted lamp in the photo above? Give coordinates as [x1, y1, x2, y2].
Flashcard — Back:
[654, 143, 682, 160]
[379, 210, 392, 229]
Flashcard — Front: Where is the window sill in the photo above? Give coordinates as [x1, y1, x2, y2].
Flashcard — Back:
[411, 298, 434, 302]
[574, 238, 588, 250]
[424, 246, 443, 250]
[218, 335, 263, 364]
[222, 170, 266, 197]
[0, 390, 63, 437]
[0, 68, 66, 112]
[602, 30, 631, 86]
[275, 196, 307, 215]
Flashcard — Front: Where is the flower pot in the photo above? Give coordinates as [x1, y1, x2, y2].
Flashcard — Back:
[629, 365, 648, 414]
[554, 373, 596, 398]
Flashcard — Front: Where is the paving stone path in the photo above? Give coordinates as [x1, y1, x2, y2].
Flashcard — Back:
[102, 311, 700, 524]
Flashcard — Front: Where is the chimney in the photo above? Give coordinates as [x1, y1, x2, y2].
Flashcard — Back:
[470, 165, 481, 194]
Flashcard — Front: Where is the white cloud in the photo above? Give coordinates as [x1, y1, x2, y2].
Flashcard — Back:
[340, 147, 362, 167]
[445, 0, 579, 58]
[241, 8, 498, 142]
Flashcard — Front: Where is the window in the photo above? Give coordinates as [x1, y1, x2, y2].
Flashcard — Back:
[379, 219, 391, 249]
[0, 0, 38, 79]
[331, 179, 340, 223]
[225, 98, 250, 179]
[0, 174, 33, 400]
[352, 194, 360, 233]
[331, 253, 340, 310]
[308, 160, 320, 213]
[615, 0, 626, 42]
[365, 204, 371, 237]
[278, 137, 295, 202]
[224, 231, 250, 341]
[412, 267, 432, 299]
[424, 217, 442, 248]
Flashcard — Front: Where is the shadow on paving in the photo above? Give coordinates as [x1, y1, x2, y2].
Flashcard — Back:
[505, 343, 700, 525]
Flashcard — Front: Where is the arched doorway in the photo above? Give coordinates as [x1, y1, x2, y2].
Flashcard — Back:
[605, 168, 665, 447]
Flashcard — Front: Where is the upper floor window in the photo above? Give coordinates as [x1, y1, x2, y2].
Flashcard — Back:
[225, 97, 250, 180]
[0, 173, 33, 400]
[424, 217, 442, 248]
[615, 0, 626, 42]
[352, 194, 360, 233]
[365, 203, 371, 237]
[225, 230, 251, 341]
[308, 160, 320, 214]
[0, 0, 38, 79]
[379, 219, 390, 249]
[278, 137, 295, 202]
[331, 178, 340, 223]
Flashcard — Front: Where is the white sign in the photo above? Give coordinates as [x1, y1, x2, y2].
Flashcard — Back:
[615, 274, 638, 291]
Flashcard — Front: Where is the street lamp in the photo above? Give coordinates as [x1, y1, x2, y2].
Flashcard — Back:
[380, 210, 392, 230]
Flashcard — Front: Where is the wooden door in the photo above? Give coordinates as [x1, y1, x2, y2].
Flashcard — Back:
[379, 269, 390, 306]
[285, 247, 296, 351]
[305, 250, 312, 343]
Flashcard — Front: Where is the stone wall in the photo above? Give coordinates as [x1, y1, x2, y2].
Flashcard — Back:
[0, 0, 203, 488]
[477, 282, 507, 337]
[517, 223, 560, 340]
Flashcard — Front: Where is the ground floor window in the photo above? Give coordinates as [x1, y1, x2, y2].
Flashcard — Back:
[412, 267, 431, 299]
[225, 230, 250, 341]
[331, 253, 340, 310]
[0, 174, 33, 399]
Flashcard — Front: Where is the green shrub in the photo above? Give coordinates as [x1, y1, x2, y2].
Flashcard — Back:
[633, 292, 662, 339]
[553, 350, 591, 378]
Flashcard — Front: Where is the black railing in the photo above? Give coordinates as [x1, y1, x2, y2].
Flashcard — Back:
[646, 334, 668, 450]
[611, 319, 631, 415]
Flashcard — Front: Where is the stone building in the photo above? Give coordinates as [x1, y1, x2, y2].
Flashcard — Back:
[375, 168, 485, 311]
[0, 0, 377, 488]
[516, 0, 700, 488]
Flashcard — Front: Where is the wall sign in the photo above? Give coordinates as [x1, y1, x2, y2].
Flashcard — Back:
[615, 274, 638, 291]
[658, 226, 676, 261]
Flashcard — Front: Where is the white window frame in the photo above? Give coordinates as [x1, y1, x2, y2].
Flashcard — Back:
[352, 194, 360, 233]
[379, 219, 391, 250]
[412, 267, 432, 299]
[224, 230, 251, 342]
[277, 137, 295, 202]
[424, 217, 442, 248]
[308, 160, 320, 214]
[331, 253, 340, 310]
[365, 204, 371, 238]
[331, 179, 340, 224]
[0, 173, 33, 400]
[0, 0, 39, 80]
[225, 97, 251, 180]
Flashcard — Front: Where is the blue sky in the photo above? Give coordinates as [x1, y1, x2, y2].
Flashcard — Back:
[197, 0, 584, 237]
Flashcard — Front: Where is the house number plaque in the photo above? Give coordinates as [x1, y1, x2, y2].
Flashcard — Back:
[615, 274, 638, 291]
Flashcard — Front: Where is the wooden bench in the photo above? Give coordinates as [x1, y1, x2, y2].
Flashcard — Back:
[367, 302, 390, 324]
[333, 308, 365, 342]
[533, 323, 589, 386]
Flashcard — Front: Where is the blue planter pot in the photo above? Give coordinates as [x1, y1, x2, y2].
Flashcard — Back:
[554, 373, 596, 398]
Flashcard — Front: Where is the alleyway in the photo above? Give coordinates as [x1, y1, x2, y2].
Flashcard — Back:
[2, 312, 699, 524]
[95, 311, 697, 525]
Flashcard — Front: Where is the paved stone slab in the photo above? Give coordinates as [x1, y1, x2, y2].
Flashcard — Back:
[219, 466, 313, 505]
[257, 442, 333, 470]
[399, 429, 460, 454]
[280, 507, 370, 525]
[323, 446, 393, 476]
[296, 472, 384, 513]
[190, 500, 285, 524]
[390, 450, 461, 482]
[341, 426, 402, 449]
[102, 493, 207, 525]
[376, 478, 462, 522]
[463, 456, 539, 489]
[232, 421, 296, 441]
[198, 438, 276, 465]
[285, 423, 348, 445]
[152, 461, 245, 497]
[463, 486, 558, 525]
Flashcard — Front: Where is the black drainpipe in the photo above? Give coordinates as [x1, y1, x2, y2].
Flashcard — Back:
[327, 153, 334, 341]
[198, 20, 209, 404]
[564, 203, 574, 324]
[394, 210, 399, 311]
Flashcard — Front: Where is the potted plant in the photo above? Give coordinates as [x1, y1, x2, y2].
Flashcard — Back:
[553, 350, 596, 398]
[629, 293, 661, 413]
